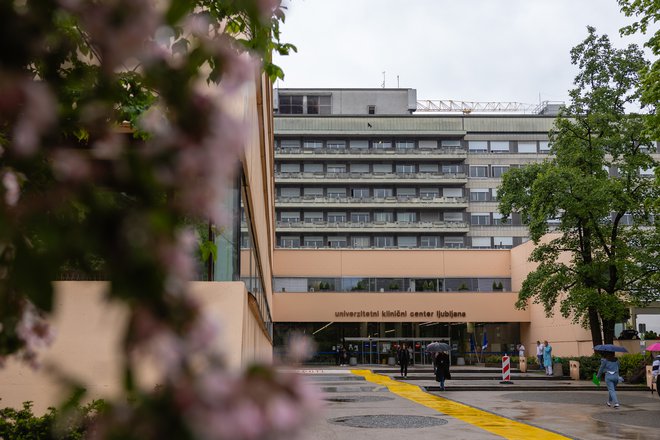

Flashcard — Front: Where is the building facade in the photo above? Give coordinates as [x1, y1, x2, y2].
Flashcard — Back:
[269, 88, 657, 362]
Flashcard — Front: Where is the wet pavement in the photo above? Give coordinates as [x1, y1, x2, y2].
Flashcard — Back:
[294, 367, 660, 440]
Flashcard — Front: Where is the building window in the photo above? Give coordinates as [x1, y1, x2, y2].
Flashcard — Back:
[491, 166, 509, 178]
[327, 164, 346, 173]
[397, 236, 417, 248]
[303, 187, 323, 196]
[442, 187, 463, 198]
[374, 236, 394, 247]
[279, 95, 303, 114]
[306, 95, 331, 114]
[327, 140, 346, 149]
[493, 236, 513, 248]
[443, 212, 463, 222]
[327, 188, 347, 198]
[471, 237, 491, 249]
[351, 188, 370, 198]
[350, 140, 369, 149]
[281, 236, 301, 248]
[470, 166, 488, 178]
[539, 141, 551, 153]
[352, 236, 371, 248]
[279, 139, 300, 149]
[396, 188, 416, 198]
[471, 213, 490, 225]
[280, 163, 300, 173]
[327, 212, 346, 223]
[492, 212, 506, 225]
[374, 212, 394, 222]
[368, 105, 376, 114]
[350, 163, 369, 173]
[280, 212, 300, 223]
[397, 212, 417, 223]
[304, 236, 324, 248]
[303, 212, 323, 223]
[373, 163, 393, 173]
[442, 164, 462, 174]
[418, 140, 438, 149]
[396, 164, 415, 173]
[468, 141, 487, 152]
[444, 236, 464, 248]
[303, 140, 323, 149]
[441, 140, 462, 148]
[420, 188, 439, 198]
[420, 236, 441, 248]
[280, 187, 300, 197]
[396, 140, 415, 150]
[518, 142, 537, 153]
[328, 236, 347, 248]
[350, 212, 370, 223]
[374, 188, 393, 198]
[303, 163, 323, 173]
[373, 140, 392, 149]
[470, 189, 489, 201]
[490, 141, 510, 153]
[419, 163, 439, 173]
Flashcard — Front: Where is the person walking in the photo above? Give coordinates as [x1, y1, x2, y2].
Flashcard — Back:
[543, 340, 553, 376]
[434, 351, 451, 391]
[536, 341, 544, 370]
[651, 354, 659, 397]
[597, 352, 621, 408]
[398, 343, 410, 378]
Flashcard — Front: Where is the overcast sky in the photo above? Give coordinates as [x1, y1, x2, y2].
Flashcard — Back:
[274, 0, 654, 105]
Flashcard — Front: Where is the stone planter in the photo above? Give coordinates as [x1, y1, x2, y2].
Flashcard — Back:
[553, 362, 563, 377]
[349, 356, 357, 367]
[387, 356, 396, 366]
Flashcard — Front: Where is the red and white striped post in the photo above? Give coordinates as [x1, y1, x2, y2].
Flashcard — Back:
[500, 355, 514, 384]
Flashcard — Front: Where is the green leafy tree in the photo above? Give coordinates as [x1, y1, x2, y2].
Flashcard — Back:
[498, 27, 660, 345]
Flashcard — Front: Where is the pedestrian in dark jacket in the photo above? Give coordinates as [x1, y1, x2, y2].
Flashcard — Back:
[398, 343, 410, 377]
[434, 351, 451, 391]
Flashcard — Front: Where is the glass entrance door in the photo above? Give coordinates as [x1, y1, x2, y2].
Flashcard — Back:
[345, 337, 450, 365]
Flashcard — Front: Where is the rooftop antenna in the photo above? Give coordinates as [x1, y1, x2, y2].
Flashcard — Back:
[381, 71, 386, 88]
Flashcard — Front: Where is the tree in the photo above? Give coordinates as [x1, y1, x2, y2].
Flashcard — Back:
[619, 0, 660, 141]
[0, 1, 318, 439]
[498, 27, 660, 345]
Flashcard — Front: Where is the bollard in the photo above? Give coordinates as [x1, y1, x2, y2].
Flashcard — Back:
[569, 360, 580, 380]
[519, 356, 527, 373]
[500, 355, 514, 384]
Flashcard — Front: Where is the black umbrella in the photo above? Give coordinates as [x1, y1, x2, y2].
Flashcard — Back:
[593, 344, 628, 353]
[426, 342, 450, 353]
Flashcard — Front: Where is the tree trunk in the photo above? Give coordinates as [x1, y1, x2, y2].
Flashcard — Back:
[602, 318, 616, 344]
[588, 306, 603, 346]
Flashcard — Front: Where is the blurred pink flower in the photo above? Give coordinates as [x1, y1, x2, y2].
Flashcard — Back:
[51, 149, 92, 182]
[11, 81, 57, 156]
[2, 170, 20, 206]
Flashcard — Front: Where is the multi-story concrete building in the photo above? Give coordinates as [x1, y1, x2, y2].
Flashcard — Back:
[273, 88, 558, 252]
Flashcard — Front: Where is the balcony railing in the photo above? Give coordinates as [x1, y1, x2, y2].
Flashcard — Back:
[276, 195, 469, 208]
[275, 147, 467, 157]
[275, 171, 468, 182]
[276, 220, 470, 232]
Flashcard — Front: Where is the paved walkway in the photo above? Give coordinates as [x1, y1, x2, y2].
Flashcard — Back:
[295, 367, 660, 440]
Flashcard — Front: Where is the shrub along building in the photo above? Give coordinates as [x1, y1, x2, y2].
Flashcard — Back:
[267, 88, 659, 364]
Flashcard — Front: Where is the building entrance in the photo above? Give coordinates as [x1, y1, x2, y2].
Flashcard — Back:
[344, 337, 450, 366]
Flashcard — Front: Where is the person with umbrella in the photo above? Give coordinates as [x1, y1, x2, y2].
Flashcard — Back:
[594, 344, 627, 409]
[433, 349, 451, 391]
[645, 342, 660, 396]
[397, 342, 410, 378]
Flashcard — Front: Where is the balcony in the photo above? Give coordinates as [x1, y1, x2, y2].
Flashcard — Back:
[275, 220, 470, 233]
[276, 196, 469, 209]
[275, 171, 468, 184]
[274, 147, 467, 160]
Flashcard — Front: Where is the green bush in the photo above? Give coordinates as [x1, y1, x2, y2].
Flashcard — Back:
[618, 353, 646, 379]
[0, 400, 104, 440]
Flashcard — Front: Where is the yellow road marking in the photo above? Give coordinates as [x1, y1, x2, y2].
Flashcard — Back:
[351, 369, 569, 440]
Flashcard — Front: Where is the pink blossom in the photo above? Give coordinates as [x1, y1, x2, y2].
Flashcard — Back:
[50, 149, 92, 182]
[2, 170, 20, 206]
[286, 333, 316, 363]
[11, 81, 57, 156]
[266, 396, 303, 433]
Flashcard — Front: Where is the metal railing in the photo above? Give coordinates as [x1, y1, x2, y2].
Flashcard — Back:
[275, 171, 468, 180]
[275, 195, 468, 205]
[275, 147, 467, 156]
[276, 220, 469, 230]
